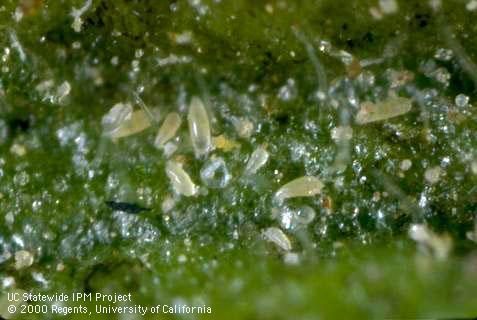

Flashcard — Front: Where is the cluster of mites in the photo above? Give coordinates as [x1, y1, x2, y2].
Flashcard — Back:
[101, 94, 413, 251]
[100, 96, 326, 251]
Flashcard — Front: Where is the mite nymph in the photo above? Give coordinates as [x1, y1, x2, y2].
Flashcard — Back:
[262, 227, 292, 251]
[356, 96, 412, 124]
[165, 160, 197, 196]
[244, 145, 269, 175]
[155, 112, 182, 148]
[275, 176, 324, 202]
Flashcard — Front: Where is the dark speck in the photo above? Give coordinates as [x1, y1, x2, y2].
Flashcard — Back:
[105, 201, 151, 214]
[274, 113, 290, 126]
[8, 117, 30, 135]
[346, 39, 355, 49]
[414, 13, 430, 28]
[363, 32, 374, 43]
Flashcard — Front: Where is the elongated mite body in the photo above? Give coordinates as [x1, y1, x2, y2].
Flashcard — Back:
[262, 227, 292, 251]
[244, 145, 269, 175]
[111, 109, 152, 139]
[356, 96, 412, 124]
[275, 176, 323, 202]
[188, 97, 212, 158]
[101, 103, 133, 137]
[101, 99, 157, 140]
[155, 112, 182, 148]
[165, 160, 197, 196]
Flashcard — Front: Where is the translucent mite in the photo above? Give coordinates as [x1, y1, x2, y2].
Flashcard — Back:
[101, 103, 132, 136]
[165, 161, 197, 196]
[155, 112, 182, 148]
[188, 97, 212, 158]
[111, 109, 151, 139]
[262, 227, 292, 251]
[275, 176, 323, 202]
[244, 146, 269, 175]
[356, 96, 412, 124]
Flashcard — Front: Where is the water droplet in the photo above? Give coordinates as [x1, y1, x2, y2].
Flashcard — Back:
[278, 205, 316, 229]
[433, 67, 451, 87]
[232, 117, 254, 138]
[331, 126, 353, 141]
[161, 195, 176, 213]
[471, 160, 477, 175]
[2, 276, 15, 288]
[10, 143, 26, 157]
[399, 159, 412, 171]
[13, 172, 29, 187]
[277, 78, 297, 101]
[56, 81, 71, 104]
[424, 166, 442, 184]
[455, 94, 469, 108]
[111, 56, 119, 65]
[14, 250, 34, 269]
[200, 157, 231, 188]
[279, 207, 293, 229]
[32, 272, 48, 286]
[318, 40, 332, 53]
[135, 49, 144, 58]
[434, 48, 453, 61]
[295, 205, 316, 225]
[32, 200, 42, 212]
[356, 71, 376, 89]
[174, 31, 193, 44]
[163, 142, 178, 158]
[283, 252, 300, 265]
[467, 0, 477, 11]
[379, 0, 399, 14]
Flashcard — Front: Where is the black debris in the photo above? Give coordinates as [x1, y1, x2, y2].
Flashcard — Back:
[105, 201, 151, 214]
